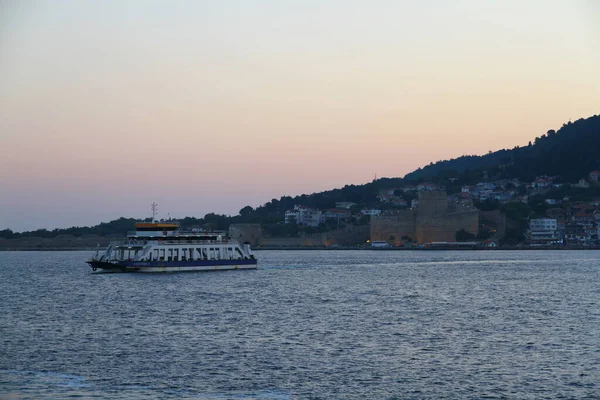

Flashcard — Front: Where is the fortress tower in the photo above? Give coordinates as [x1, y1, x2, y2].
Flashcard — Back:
[370, 191, 478, 245]
[417, 191, 449, 216]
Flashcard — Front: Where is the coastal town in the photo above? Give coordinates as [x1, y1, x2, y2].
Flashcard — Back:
[229, 169, 600, 249]
[3, 169, 600, 250]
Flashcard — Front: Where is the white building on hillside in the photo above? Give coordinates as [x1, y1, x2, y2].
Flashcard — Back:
[335, 201, 357, 209]
[284, 206, 322, 227]
[527, 218, 560, 246]
[529, 218, 557, 231]
[361, 209, 381, 216]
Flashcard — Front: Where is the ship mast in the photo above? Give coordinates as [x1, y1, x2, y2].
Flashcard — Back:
[151, 202, 158, 222]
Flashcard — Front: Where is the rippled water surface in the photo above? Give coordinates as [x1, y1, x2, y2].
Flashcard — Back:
[1, 250, 599, 399]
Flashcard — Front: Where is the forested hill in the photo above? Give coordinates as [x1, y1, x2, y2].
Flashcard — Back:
[253, 113, 600, 216]
[404, 114, 600, 183]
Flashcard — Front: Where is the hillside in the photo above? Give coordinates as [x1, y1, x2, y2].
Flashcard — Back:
[251, 114, 600, 217]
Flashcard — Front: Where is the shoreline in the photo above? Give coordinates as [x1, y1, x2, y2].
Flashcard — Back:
[2, 246, 600, 251]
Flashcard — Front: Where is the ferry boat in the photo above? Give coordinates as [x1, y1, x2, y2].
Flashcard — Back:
[87, 221, 257, 273]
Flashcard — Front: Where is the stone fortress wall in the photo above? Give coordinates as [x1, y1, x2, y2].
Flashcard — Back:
[230, 192, 479, 247]
[416, 210, 479, 243]
[322, 224, 370, 247]
[369, 209, 416, 243]
[229, 224, 369, 248]
[228, 224, 262, 246]
[371, 191, 479, 245]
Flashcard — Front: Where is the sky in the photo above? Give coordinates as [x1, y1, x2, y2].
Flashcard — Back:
[1, 0, 599, 231]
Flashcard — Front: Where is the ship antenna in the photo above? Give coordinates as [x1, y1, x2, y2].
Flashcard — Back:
[151, 202, 158, 222]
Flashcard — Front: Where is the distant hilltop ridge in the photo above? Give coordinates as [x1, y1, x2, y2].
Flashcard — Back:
[2, 113, 600, 242]
[404, 114, 600, 183]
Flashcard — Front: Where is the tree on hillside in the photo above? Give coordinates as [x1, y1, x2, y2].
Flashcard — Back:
[239, 206, 254, 216]
[0, 229, 15, 239]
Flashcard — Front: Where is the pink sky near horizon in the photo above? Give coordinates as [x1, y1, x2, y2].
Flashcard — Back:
[1, 0, 599, 231]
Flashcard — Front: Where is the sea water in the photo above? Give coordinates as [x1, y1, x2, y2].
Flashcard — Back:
[1, 250, 599, 399]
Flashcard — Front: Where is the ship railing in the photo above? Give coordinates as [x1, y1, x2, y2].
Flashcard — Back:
[104, 238, 239, 247]
[154, 239, 235, 245]
[128, 229, 227, 234]
[106, 239, 144, 247]
[134, 220, 181, 226]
